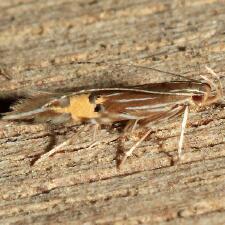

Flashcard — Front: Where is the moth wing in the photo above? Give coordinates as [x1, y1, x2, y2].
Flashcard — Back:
[96, 90, 189, 123]
[138, 104, 185, 127]
[9, 90, 61, 113]
[1, 90, 72, 123]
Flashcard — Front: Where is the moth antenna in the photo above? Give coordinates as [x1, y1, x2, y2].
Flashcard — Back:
[75, 60, 198, 82]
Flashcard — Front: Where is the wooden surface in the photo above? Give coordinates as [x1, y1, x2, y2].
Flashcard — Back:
[0, 0, 225, 224]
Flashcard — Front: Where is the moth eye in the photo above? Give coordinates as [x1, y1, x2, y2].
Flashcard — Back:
[94, 104, 103, 112]
[192, 95, 204, 104]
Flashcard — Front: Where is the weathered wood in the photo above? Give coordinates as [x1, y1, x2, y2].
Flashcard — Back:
[0, 0, 225, 224]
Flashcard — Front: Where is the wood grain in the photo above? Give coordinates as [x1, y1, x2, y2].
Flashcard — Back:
[0, 0, 225, 224]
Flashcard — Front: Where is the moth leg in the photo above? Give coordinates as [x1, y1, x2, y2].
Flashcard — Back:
[119, 106, 187, 167]
[119, 128, 152, 168]
[135, 105, 186, 163]
[33, 125, 89, 165]
[131, 119, 139, 133]
[178, 105, 189, 159]
[93, 124, 100, 141]
[124, 119, 139, 133]
[87, 124, 103, 149]
[33, 133, 77, 165]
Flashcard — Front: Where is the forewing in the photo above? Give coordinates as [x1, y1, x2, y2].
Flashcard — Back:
[92, 89, 191, 123]
[2, 91, 71, 123]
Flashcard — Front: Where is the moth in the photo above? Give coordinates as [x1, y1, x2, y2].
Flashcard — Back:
[1, 66, 223, 166]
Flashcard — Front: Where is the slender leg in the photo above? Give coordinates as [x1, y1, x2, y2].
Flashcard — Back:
[87, 124, 103, 149]
[131, 119, 139, 133]
[34, 133, 77, 165]
[93, 124, 100, 141]
[178, 105, 189, 159]
[119, 105, 186, 167]
[119, 128, 152, 167]
[33, 125, 90, 165]
[123, 120, 139, 137]
[34, 123, 117, 165]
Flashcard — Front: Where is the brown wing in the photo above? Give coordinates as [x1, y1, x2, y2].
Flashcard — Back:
[129, 81, 208, 95]
[91, 90, 192, 124]
[2, 91, 71, 123]
[2, 86, 194, 125]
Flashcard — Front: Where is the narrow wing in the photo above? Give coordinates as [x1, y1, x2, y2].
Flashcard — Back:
[2, 81, 205, 125]
[87, 89, 192, 124]
[1, 91, 71, 124]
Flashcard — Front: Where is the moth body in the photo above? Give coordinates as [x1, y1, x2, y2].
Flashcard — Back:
[1, 67, 223, 166]
[2, 79, 221, 126]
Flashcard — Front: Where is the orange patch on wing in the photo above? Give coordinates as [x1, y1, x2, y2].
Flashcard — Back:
[51, 94, 105, 121]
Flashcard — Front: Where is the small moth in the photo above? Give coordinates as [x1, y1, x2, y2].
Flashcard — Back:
[1, 66, 223, 166]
